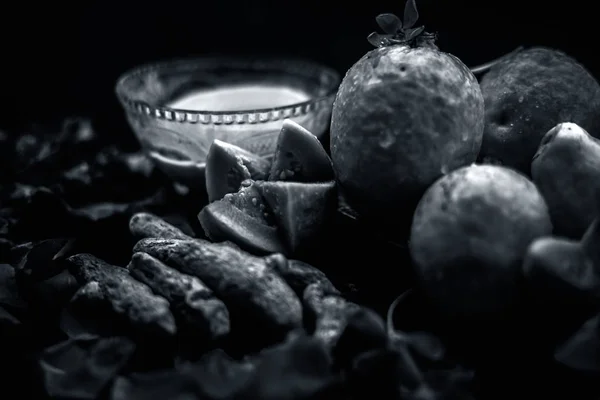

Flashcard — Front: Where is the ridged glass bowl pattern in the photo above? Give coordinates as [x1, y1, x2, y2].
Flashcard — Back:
[115, 57, 341, 186]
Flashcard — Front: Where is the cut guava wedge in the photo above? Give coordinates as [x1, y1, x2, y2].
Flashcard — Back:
[257, 180, 337, 255]
[198, 179, 287, 255]
[205, 140, 271, 203]
[268, 119, 334, 182]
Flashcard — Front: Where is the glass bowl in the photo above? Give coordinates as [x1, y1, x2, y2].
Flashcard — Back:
[115, 56, 341, 187]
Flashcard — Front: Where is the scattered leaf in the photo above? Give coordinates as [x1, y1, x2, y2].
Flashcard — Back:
[350, 346, 474, 400]
[16, 238, 74, 283]
[110, 370, 198, 400]
[27, 269, 79, 312]
[40, 336, 136, 400]
[349, 348, 403, 399]
[53, 238, 78, 261]
[110, 349, 255, 400]
[332, 307, 388, 369]
[59, 299, 118, 340]
[0, 305, 21, 328]
[73, 202, 131, 221]
[0, 263, 27, 311]
[239, 333, 339, 399]
[184, 349, 255, 399]
[8, 241, 36, 265]
[403, 331, 445, 363]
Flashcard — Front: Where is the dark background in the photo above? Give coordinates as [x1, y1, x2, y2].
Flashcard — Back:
[1, 0, 595, 132]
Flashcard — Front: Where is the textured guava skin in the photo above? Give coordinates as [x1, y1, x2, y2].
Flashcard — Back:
[478, 47, 600, 175]
[409, 164, 553, 317]
[330, 44, 484, 234]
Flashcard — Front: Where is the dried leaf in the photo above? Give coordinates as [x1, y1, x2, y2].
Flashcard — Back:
[350, 347, 474, 400]
[110, 370, 197, 400]
[332, 307, 388, 369]
[239, 333, 338, 399]
[27, 269, 79, 313]
[0, 305, 21, 328]
[403, 0, 420, 29]
[555, 313, 600, 374]
[40, 336, 136, 400]
[110, 349, 254, 400]
[404, 331, 445, 362]
[185, 349, 255, 399]
[0, 263, 27, 310]
[349, 348, 404, 399]
[16, 237, 74, 283]
[73, 202, 131, 222]
[53, 238, 78, 261]
[59, 297, 122, 339]
[376, 13, 402, 34]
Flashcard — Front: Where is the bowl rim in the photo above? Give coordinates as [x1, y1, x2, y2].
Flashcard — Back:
[115, 55, 341, 124]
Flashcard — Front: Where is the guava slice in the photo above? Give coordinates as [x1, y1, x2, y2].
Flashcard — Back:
[205, 140, 271, 203]
[268, 119, 334, 182]
[198, 180, 286, 255]
[258, 180, 336, 255]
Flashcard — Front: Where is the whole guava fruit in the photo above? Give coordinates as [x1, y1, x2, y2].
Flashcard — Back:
[330, 42, 484, 237]
[409, 164, 553, 318]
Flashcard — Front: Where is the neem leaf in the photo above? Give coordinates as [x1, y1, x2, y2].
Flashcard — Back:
[110, 370, 197, 400]
[555, 313, 600, 374]
[404, 332, 446, 363]
[403, 0, 420, 29]
[0, 305, 21, 328]
[350, 347, 474, 400]
[16, 237, 74, 283]
[14, 238, 79, 312]
[332, 307, 388, 369]
[239, 333, 338, 399]
[60, 284, 127, 339]
[350, 348, 403, 398]
[73, 202, 131, 222]
[376, 13, 402, 34]
[0, 263, 27, 311]
[110, 350, 255, 400]
[27, 269, 79, 314]
[53, 238, 78, 261]
[8, 241, 35, 267]
[422, 368, 476, 400]
[185, 349, 255, 399]
[40, 336, 136, 400]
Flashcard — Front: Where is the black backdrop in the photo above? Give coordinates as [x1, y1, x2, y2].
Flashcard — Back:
[1, 0, 596, 131]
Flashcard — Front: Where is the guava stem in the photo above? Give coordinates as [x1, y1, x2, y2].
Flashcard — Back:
[386, 289, 413, 336]
[469, 46, 525, 75]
